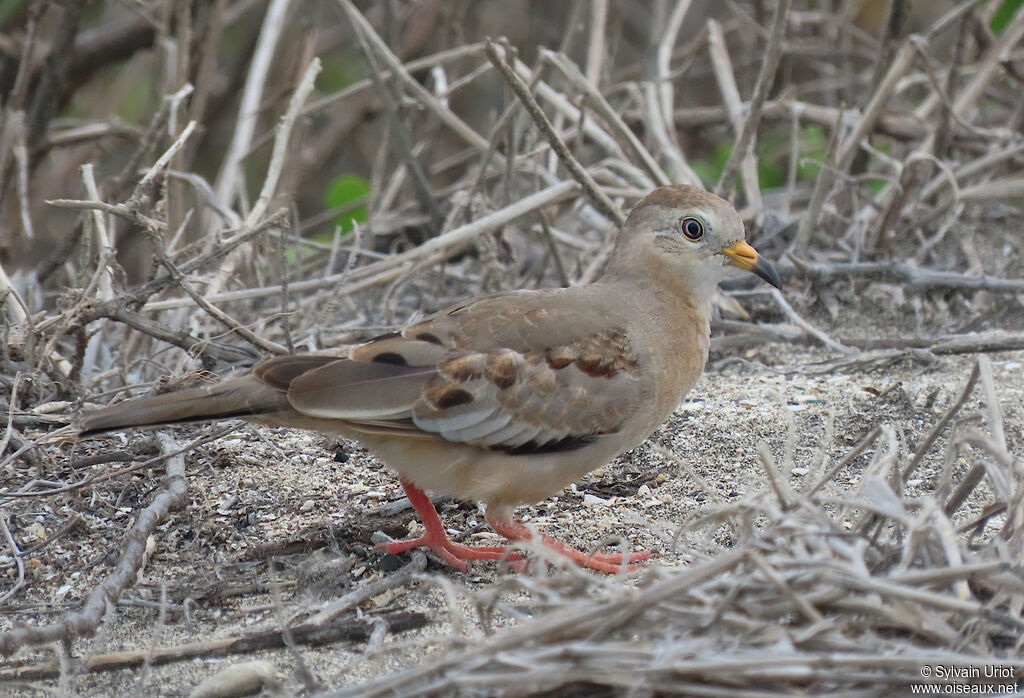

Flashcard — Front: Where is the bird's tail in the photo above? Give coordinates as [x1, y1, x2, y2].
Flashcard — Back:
[77, 376, 289, 436]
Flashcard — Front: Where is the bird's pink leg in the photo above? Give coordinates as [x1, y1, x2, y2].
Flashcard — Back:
[377, 479, 515, 571]
[487, 514, 652, 574]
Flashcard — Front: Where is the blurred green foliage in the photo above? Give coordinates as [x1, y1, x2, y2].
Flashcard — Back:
[0, 0, 22, 25]
[991, 0, 1024, 34]
[690, 125, 827, 190]
[323, 173, 369, 234]
[319, 53, 364, 93]
[283, 173, 368, 265]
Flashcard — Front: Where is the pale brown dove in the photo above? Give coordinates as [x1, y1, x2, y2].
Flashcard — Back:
[79, 185, 781, 573]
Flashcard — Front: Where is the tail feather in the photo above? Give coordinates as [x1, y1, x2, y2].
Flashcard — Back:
[78, 376, 290, 436]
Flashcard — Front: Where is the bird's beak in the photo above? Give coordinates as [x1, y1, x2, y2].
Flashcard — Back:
[719, 240, 782, 289]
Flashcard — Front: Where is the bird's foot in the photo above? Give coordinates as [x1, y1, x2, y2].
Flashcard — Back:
[379, 479, 522, 571]
[386, 479, 648, 574]
[377, 533, 517, 572]
[489, 517, 651, 574]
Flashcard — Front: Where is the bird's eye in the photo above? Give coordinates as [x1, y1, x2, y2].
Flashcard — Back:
[681, 217, 705, 241]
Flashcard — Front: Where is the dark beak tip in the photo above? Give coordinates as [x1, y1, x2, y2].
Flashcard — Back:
[754, 259, 783, 290]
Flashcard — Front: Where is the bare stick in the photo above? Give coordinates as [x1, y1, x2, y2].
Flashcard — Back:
[323, 549, 747, 698]
[541, 49, 669, 188]
[149, 219, 289, 355]
[641, 0, 702, 186]
[787, 257, 1024, 293]
[334, 0, 494, 157]
[141, 181, 579, 311]
[484, 39, 624, 228]
[508, 52, 626, 161]
[902, 362, 979, 485]
[247, 57, 321, 227]
[4, 425, 236, 498]
[13, 112, 34, 240]
[349, 32, 440, 229]
[303, 44, 485, 116]
[0, 258, 30, 325]
[0, 612, 428, 681]
[80, 163, 115, 303]
[706, 19, 761, 211]
[584, 0, 608, 86]
[308, 552, 426, 625]
[715, 0, 791, 204]
[206, 56, 320, 303]
[770, 288, 851, 354]
[211, 0, 293, 214]
[0, 371, 22, 462]
[0, 433, 187, 656]
[0, 504, 25, 605]
[836, 41, 917, 174]
[127, 119, 198, 210]
[757, 441, 791, 510]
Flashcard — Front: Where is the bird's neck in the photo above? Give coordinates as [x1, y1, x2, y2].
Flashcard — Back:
[600, 253, 718, 322]
[596, 258, 714, 435]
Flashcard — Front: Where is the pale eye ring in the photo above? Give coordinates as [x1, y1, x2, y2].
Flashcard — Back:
[681, 216, 706, 241]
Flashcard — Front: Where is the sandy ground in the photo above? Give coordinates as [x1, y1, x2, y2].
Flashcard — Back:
[2, 225, 1023, 696]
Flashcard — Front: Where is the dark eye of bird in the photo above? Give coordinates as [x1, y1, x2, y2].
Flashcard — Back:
[681, 217, 705, 241]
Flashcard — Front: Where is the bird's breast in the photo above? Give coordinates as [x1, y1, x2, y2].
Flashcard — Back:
[637, 301, 711, 434]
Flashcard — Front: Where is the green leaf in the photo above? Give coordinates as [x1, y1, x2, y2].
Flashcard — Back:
[991, 0, 1024, 34]
[323, 173, 370, 235]
[0, 0, 25, 25]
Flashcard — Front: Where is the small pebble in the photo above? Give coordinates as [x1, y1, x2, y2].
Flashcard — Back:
[188, 660, 280, 698]
[377, 554, 403, 572]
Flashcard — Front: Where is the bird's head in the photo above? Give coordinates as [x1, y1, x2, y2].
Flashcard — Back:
[608, 184, 782, 293]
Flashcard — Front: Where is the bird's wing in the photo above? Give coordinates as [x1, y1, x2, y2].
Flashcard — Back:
[275, 289, 649, 453]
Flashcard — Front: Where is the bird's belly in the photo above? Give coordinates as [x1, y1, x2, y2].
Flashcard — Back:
[358, 433, 632, 509]
[253, 414, 641, 510]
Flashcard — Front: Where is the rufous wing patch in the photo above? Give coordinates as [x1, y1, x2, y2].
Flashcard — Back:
[487, 351, 522, 390]
[544, 328, 637, 378]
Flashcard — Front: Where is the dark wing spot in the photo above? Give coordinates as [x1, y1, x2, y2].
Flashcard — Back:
[435, 388, 474, 409]
[547, 356, 572, 370]
[496, 434, 598, 455]
[415, 332, 443, 345]
[576, 354, 612, 378]
[371, 352, 408, 366]
[364, 331, 402, 344]
[253, 356, 338, 390]
[546, 347, 575, 370]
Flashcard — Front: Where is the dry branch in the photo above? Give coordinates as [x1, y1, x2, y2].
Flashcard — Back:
[4, 4, 1024, 695]
[484, 39, 624, 228]
[0, 611, 428, 681]
[0, 433, 187, 656]
[787, 258, 1024, 293]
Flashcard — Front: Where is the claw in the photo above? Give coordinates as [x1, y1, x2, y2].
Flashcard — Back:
[488, 516, 651, 573]
[386, 479, 651, 574]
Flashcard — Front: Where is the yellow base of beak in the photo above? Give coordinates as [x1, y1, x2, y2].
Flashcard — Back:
[720, 240, 782, 289]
